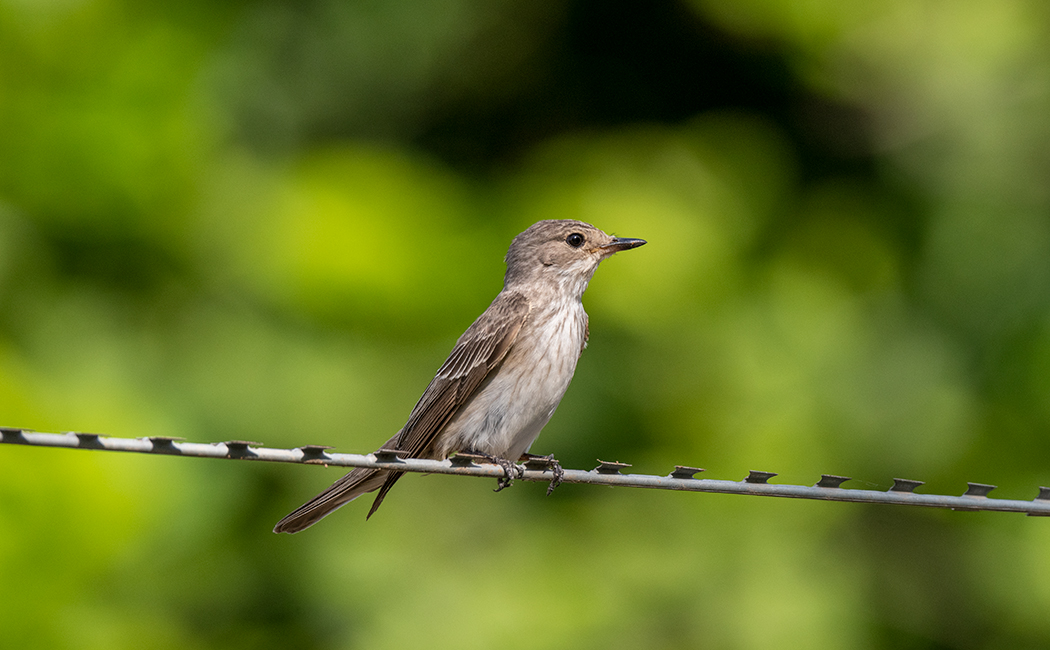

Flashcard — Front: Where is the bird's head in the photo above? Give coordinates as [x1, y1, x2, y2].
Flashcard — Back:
[503, 220, 646, 296]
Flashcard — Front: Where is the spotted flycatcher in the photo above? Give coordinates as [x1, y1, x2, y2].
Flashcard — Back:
[273, 219, 645, 533]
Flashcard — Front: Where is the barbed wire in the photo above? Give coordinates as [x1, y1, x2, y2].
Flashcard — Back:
[3, 426, 1049, 516]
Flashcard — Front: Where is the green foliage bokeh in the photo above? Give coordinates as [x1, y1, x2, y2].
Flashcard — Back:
[2, 1, 1050, 648]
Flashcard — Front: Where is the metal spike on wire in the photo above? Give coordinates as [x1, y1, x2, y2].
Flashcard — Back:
[3, 427, 1049, 517]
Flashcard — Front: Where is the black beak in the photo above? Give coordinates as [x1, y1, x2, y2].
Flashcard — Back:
[599, 237, 647, 254]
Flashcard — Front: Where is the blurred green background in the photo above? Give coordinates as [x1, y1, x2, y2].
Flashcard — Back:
[2, 0, 1050, 648]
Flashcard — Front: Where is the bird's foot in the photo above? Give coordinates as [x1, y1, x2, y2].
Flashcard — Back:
[463, 451, 524, 492]
[520, 453, 565, 496]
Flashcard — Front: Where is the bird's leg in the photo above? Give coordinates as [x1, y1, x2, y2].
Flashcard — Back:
[460, 450, 524, 492]
[519, 452, 565, 496]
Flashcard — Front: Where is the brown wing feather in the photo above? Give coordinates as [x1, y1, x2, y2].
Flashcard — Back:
[366, 291, 530, 516]
[275, 291, 532, 530]
[390, 291, 530, 458]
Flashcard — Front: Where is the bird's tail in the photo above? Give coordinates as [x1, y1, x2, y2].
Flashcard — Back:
[273, 467, 391, 533]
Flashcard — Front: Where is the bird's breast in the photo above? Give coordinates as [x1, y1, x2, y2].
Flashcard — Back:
[437, 297, 588, 460]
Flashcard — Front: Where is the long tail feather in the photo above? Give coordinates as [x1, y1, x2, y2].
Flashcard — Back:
[273, 467, 388, 533]
[366, 471, 407, 519]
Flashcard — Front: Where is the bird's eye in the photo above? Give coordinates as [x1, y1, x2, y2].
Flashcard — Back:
[566, 233, 585, 248]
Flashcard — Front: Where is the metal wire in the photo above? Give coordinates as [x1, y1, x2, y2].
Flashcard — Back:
[3, 426, 1049, 516]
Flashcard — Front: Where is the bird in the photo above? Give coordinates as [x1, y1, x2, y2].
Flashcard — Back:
[273, 219, 645, 533]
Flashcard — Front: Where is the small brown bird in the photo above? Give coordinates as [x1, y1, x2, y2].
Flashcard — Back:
[273, 219, 645, 533]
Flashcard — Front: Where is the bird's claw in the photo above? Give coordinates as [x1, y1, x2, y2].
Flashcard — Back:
[529, 453, 564, 495]
[545, 456, 565, 496]
[479, 454, 522, 492]
[520, 452, 565, 496]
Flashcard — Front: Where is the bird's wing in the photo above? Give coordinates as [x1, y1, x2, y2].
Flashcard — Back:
[363, 291, 530, 518]
[395, 290, 531, 459]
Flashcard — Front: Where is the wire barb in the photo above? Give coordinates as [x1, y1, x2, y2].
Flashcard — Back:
[963, 482, 997, 498]
[670, 466, 704, 480]
[816, 474, 851, 489]
[3, 427, 1049, 517]
[744, 470, 778, 485]
[224, 441, 262, 459]
[296, 445, 332, 463]
[889, 478, 925, 493]
[594, 460, 631, 475]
